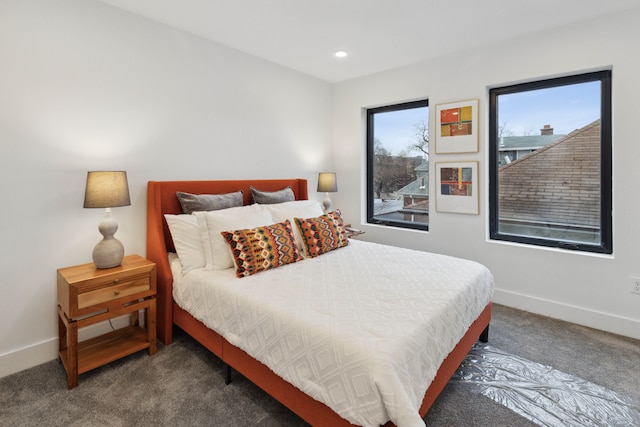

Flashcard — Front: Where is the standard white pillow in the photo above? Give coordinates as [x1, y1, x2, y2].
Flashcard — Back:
[193, 204, 273, 270]
[164, 214, 206, 274]
[261, 200, 324, 251]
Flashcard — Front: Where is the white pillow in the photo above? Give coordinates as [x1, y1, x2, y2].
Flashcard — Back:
[193, 204, 273, 270]
[261, 200, 324, 251]
[164, 214, 206, 274]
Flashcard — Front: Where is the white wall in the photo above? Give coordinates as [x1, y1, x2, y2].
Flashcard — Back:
[0, 0, 332, 377]
[332, 8, 640, 340]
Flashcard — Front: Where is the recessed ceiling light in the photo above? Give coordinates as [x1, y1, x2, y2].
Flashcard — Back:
[334, 50, 348, 58]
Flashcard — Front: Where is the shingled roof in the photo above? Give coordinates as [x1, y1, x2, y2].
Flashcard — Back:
[498, 119, 600, 227]
[396, 177, 429, 197]
[397, 161, 429, 197]
[500, 134, 565, 151]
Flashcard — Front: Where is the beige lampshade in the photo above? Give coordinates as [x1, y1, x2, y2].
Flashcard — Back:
[84, 171, 131, 208]
[317, 172, 337, 193]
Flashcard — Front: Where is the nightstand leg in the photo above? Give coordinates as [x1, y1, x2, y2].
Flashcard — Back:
[147, 298, 157, 355]
[58, 310, 66, 362]
[67, 320, 79, 389]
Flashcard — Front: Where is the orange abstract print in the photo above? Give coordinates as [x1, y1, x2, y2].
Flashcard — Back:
[440, 106, 473, 137]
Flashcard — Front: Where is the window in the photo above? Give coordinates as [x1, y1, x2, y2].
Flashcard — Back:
[367, 100, 429, 231]
[489, 71, 612, 253]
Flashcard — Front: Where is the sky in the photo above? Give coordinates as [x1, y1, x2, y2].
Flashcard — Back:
[374, 106, 428, 156]
[373, 80, 601, 155]
[498, 81, 600, 136]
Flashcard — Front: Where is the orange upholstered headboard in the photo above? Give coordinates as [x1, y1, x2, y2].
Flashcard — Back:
[146, 179, 308, 344]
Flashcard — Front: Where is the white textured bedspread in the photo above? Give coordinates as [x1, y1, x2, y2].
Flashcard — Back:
[172, 240, 494, 427]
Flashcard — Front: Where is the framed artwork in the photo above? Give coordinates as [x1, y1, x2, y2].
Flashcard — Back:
[435, 161, 479, 214]
[435, 99, 479, 153]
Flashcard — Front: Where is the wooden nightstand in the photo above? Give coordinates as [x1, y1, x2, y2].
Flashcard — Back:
[57, 254, 157, 389]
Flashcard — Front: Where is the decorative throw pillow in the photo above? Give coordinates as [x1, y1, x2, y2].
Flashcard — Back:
[250, 186, 295, 204]
[294, 210, 349, 258]
[176, 190, 243, 214]
[221, 220, 302, 278]
[163, 214, 206, 274]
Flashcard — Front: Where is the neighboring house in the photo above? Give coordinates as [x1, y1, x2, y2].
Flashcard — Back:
[499, 125, 565, 166]
[396, 161, 429, 224]
[499, 119, 601, 231]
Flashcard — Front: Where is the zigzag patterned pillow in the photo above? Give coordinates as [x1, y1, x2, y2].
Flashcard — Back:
[221, 220, 302, 278]
[294, 210, 349, 258]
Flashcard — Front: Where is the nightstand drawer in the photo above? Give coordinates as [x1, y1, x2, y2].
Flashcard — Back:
[78, 276, 150, 309]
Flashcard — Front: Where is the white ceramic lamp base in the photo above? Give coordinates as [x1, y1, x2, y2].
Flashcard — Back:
[92, 209, 124, 269]
[322, 192, 332, 213]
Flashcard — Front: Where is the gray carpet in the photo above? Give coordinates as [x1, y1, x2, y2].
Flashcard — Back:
[1, 304, 638, 426]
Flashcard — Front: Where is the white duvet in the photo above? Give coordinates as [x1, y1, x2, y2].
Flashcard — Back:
[171, 239, 494, 427]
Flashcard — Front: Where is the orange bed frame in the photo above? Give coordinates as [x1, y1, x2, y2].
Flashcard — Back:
[146, 178, 491, 427]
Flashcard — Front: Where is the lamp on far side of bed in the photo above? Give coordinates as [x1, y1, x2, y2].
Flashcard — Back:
[317, 172, 337, 212]
[83, 171, 131, 269]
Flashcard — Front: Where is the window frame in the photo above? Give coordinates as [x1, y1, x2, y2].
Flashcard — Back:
[488, 70, 612, 254]
[366, 99, 429, 231]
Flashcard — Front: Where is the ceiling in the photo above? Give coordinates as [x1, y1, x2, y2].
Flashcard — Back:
[98, 0, 640, 83]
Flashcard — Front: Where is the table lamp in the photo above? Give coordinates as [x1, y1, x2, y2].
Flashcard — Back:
[83, 171, 131, 268]
[317, 172, 337, 212]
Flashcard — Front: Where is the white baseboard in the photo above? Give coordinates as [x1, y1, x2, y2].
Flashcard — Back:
[0, 338, 58, 379]
[493, 288, 640, 340]
[0, 315, 138, 379]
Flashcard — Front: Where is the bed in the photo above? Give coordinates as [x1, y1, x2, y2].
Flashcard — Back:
[146, 178, 493, 427]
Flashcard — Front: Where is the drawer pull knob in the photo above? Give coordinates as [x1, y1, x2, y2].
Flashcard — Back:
[114, 279, 119, 284]
[114, 291, 120, 296]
